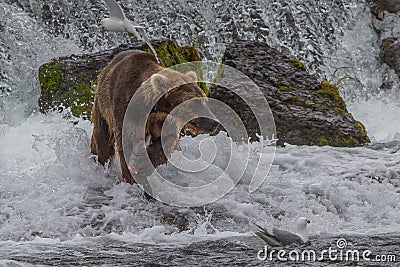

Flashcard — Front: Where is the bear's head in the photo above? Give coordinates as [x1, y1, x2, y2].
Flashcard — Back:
[125, 69, 219, 181]
[149, 69, 219, 136]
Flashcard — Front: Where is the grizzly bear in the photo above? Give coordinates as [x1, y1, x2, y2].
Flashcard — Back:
[90, 50, 217, 194]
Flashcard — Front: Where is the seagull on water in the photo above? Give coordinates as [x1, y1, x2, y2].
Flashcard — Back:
[254, 217, 311, 246]
[101, 0, 160, 63]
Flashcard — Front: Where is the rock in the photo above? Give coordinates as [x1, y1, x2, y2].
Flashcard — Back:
[381, 38, 400, 79]
[209, 41, 369, 147]
[160, 211, 190, 232]
[370, 3, 385, 20]
[370, 0, 400, 20]
[38, 39, 202, 119]
[377, 0, 400, 12]
[38, 39, 369, 147]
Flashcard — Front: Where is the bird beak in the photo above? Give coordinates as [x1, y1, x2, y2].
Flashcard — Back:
[307, 219, 311, 224]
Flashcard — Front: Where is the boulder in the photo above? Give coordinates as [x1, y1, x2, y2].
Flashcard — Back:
[373, 0, 400, 13]
[209, 41, 369, 147]
[381, 38, 400, 79]
[370, 0, 400, 20]
[38, 40, 370, 147]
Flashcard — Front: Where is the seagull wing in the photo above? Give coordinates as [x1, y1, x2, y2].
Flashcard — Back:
[102, 0, 160, 64]
[135, 27, 160, 63]
[254, 224, 282, 247]
[104, 0, 126, 20]
[272, 227, 304, 245]
[125, 21, 145, 37]
[254, 223, 271, 234]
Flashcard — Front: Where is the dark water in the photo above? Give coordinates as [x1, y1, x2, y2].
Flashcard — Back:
[1, 235, 399, 266]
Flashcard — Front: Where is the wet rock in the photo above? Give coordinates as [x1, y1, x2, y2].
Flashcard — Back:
[210, 41, 370, 147]
[38, 39, 369, 147]
[38, 39, 202, 119]
[375, 0, 400, 12]
[381, 38, 400, 79]
[370, 0, 400, 20]
[160, 211, 190, 232]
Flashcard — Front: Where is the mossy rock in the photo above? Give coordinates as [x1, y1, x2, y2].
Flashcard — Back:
[145, 41, 208, 94]
[318, 80, 346, 110]
[39, 39, 370, 147]
[210, 40, 370, 147]
[38, 40, 203, 119]
[290, 58, 306, 71]
[38, 62, 96, 119]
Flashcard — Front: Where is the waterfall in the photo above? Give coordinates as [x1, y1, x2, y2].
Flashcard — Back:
[1, 0, 399, 140]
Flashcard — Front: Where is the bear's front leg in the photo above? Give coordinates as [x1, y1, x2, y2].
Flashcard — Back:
[90, 99, 115, 165]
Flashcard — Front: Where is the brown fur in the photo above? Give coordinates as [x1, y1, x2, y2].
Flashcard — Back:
[90, 50, 216, 190]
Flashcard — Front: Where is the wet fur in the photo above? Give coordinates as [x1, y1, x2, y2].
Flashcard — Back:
[90, 50, 214, 187]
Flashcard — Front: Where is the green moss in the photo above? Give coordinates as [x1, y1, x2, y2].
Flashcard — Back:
[145, 41, 208, 95]
[310, 113, 369, 147]
[198, 80, 209, 96]
[290, 58, 306, 71]
[38, 61, 65, 95]
[39, 61, 95, 119]
[38, 61, 66, 114]
[332, 137, 358, 147]
[282, 95, 306, 106]
[314, 101, 327, 112]
[333, 107, 345, 114]
[279, 86, 294, 91]
[317, 80, 346, 109]
[68, 76, 95, 119]
[146, 42, 201, 67]
[314, 136, 329, 146]
[314, 134, 359, 147]
[356, 120, 370, 142]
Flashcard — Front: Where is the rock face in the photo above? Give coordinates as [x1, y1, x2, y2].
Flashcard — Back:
[370, 0, 400, 20]
[373, 0, 400, 13]
[210, 41, 369, 147]
[38, 40, 202, 119]
[381, 38, 400, 79]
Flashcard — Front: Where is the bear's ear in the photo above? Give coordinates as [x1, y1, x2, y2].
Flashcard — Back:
[186, 71, 197, 82]
[151, 73, 169, 92]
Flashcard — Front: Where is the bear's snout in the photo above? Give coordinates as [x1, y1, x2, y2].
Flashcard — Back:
[184, 117, 220, 136]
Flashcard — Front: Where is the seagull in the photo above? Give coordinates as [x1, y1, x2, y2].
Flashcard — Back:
[101, 0, 160, 63]
[254, 217, 311, 246]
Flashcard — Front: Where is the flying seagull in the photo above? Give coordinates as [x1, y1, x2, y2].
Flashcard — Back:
[101, 0, 160, 63]
[254, 217, 311, 246]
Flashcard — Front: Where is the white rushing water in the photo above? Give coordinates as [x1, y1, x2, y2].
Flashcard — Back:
[0, 0, 399, 250]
